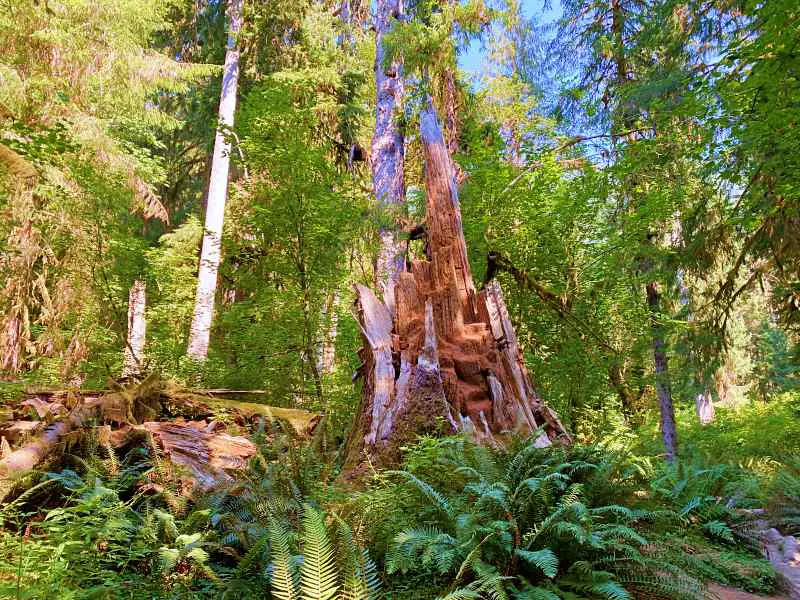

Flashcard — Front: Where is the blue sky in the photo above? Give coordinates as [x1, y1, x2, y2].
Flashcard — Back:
[458, 0, 562, 76]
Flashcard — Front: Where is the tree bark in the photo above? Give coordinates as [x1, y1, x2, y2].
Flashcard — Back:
[186, 0, 243, 361]
[122, 280, 147, 377]
[372, 0, 406, 318]
[316, 291, 339, 376]
[343, 101, 568, 471]
[646, 281, 678, 461]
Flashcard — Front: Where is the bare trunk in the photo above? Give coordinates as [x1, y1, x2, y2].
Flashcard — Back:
[122, 280, 146, 377]
[372, 0, 405, 317]
[316, 291, 339, 375]
[186, 0, 243, 361]
[608, 361, 636, 419]
[344, 101, 568, 471]
[647, 281, 678, 461]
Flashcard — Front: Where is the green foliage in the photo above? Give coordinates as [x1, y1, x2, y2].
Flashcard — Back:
[635, 392, 800, 486]
[370, 436, 765, 599]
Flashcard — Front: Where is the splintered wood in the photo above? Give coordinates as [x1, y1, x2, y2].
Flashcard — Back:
[345, 99, 569, 469]
[136, 422, 256, 492]
[0, 376, 320, 501]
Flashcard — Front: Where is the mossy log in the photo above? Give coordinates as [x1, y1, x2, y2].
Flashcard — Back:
[0, 375, 319, 501]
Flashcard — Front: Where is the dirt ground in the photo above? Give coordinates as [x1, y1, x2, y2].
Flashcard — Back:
[708, 583, 789, 600]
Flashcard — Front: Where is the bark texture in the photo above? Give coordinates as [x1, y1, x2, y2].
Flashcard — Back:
[316, 291, 339, 375]
[344, 102, 569, 470]
[186, 0, 243, 360]
[646, 281, 678, 461]
[371, 0, 405, 317]
[122, 279, 147, 377]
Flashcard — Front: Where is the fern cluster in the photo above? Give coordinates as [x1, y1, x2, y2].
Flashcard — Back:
[371, 435, 773, 600]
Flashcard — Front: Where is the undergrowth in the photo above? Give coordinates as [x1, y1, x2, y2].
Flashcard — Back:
[0, 422, 781, 599]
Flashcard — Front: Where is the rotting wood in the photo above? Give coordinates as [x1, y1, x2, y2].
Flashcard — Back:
[0, 376, 320, 501]
[119, 422, 256, 493]
[343, 99, 569, 471]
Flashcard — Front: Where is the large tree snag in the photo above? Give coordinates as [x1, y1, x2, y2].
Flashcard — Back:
[371, 0, 406, 317]
[344, 101, 569, 470]
[122, 279, 147, 377]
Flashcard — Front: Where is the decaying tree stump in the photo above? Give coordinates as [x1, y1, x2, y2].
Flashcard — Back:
[344, 100, 569, 470]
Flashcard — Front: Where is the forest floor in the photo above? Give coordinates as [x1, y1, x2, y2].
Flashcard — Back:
[710, 583, 788, 600]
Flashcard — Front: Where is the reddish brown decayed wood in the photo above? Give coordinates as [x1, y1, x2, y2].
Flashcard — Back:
[344, 100, 569, 470]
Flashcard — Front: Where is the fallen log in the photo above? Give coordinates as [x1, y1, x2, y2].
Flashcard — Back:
[116, 421, 257, 493]
[0, 396, 104, 500]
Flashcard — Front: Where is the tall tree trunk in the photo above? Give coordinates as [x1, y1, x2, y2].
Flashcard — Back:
[122, 280, 147, 378]
[343, 101, 569, 471]
[610, 0, 680, 458]
[647, 281, 678, 461]
[316, 291, 339, 376]
[372, 0, 406, 317]
[186, 0, 243, 361]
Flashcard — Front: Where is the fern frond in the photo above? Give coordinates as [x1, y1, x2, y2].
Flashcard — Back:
[269, 515, 299, 600]
[299, 504, 339, 600]
[388, 470, 454, 521]
[516, 549, 558, 578]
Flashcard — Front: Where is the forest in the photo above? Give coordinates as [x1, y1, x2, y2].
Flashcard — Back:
[0, 0, 799, 597]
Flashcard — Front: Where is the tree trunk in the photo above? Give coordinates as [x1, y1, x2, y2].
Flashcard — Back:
[372, 0, 406, 318]
[646, 281, 678, 461]
[316, 291, 339, 376]
[343, 101, 569, 471]
[122, 279, 146, 377]
[608, 361, 637, 420]
[186, 0, 243, 361]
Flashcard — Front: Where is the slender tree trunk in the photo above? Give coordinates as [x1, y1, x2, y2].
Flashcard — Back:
[372, 0, 406, 317]
[186, 0, 243, 360]
[344, 101, 568, 472]
[122, 280, 147, 377]
[647, 281, 678, 461]
[441, 0, 460, 159]
[316, 291, 339, 376]
[608, 361, 636, 420]
[609, 0, 679, 458]
[442, 66, 459, 157]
